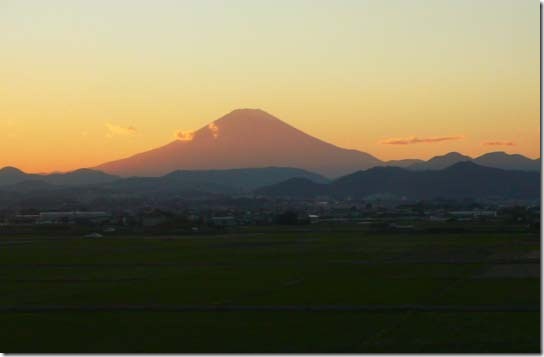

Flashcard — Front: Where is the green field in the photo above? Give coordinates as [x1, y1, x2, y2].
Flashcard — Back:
[0, 229, 540, 353]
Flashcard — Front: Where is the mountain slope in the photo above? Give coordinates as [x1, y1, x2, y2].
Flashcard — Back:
[0, 167, 118, 187]
[382, 159, 425, 168]
[254, 177, 328, 198]
[99, 167, 328, 195]
[95, 109, 382, 178]
[409, 152, 472, 170]
[44, 169, 119, 186]
[258, 162, 540, 200]
[473, 152, 540, 171]
[0, 167, 30, 186]
[407, 151, 540, 172]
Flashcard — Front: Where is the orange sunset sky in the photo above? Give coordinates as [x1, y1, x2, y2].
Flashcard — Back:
[0, 0, 540, 173]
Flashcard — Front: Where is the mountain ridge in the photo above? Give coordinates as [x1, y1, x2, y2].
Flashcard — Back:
[94, 109, 382, 178]
[0, 168, 119, 187]
[94, 109, 539, 176]
[0, 166, 328, 195]
[257, 162, 540, 200]
[407, 151, 540, 172]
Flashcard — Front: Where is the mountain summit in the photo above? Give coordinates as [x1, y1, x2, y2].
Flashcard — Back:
[408, 151, 540, 172]
[95, 109, 382, 178]
[94, 109, 539, 177]
[409, 152, 472, 170]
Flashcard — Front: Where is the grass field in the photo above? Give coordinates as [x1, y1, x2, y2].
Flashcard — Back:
[0, 229, 540, 353]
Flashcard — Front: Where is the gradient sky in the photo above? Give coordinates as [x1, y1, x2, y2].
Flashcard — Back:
[0, 0, 539, 173]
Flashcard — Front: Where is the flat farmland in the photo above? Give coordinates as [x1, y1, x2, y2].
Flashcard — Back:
[0, 230, 539, 353]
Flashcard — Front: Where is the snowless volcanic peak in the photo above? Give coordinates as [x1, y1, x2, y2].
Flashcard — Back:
[95, 108, 382, 178]
[190, 109, 296, 142]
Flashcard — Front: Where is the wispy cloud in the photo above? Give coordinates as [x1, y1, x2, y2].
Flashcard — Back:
[380, 135, 464, 145]
[106, 123, 137, 138]
[175, 130, 195, 142]
[483, 140, 515, 146]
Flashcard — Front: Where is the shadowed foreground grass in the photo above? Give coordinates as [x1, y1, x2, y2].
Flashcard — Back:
[0, 231, 539, 353]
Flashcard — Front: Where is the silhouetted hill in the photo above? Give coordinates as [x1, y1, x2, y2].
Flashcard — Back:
[407, 152, 540, 172]
[473, 152, 540, 171]
[95, 109, 382, 178]
[0, 167, 329, 209]
[383, 159, 424, 168]
[409, 152, 472, 170]
[162, 167, 328, 192]
[0, 167, 119, 187]
[2, 180, 55, 193]
[255, 177, 327, 198]
[258, 162, 540, 200]
[100, 167, 328, 195]
[44, 169, 119, 186]
[0, 166, 326, 195]
[0, 167, 29, 185]
[1, 163, 539, 210]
